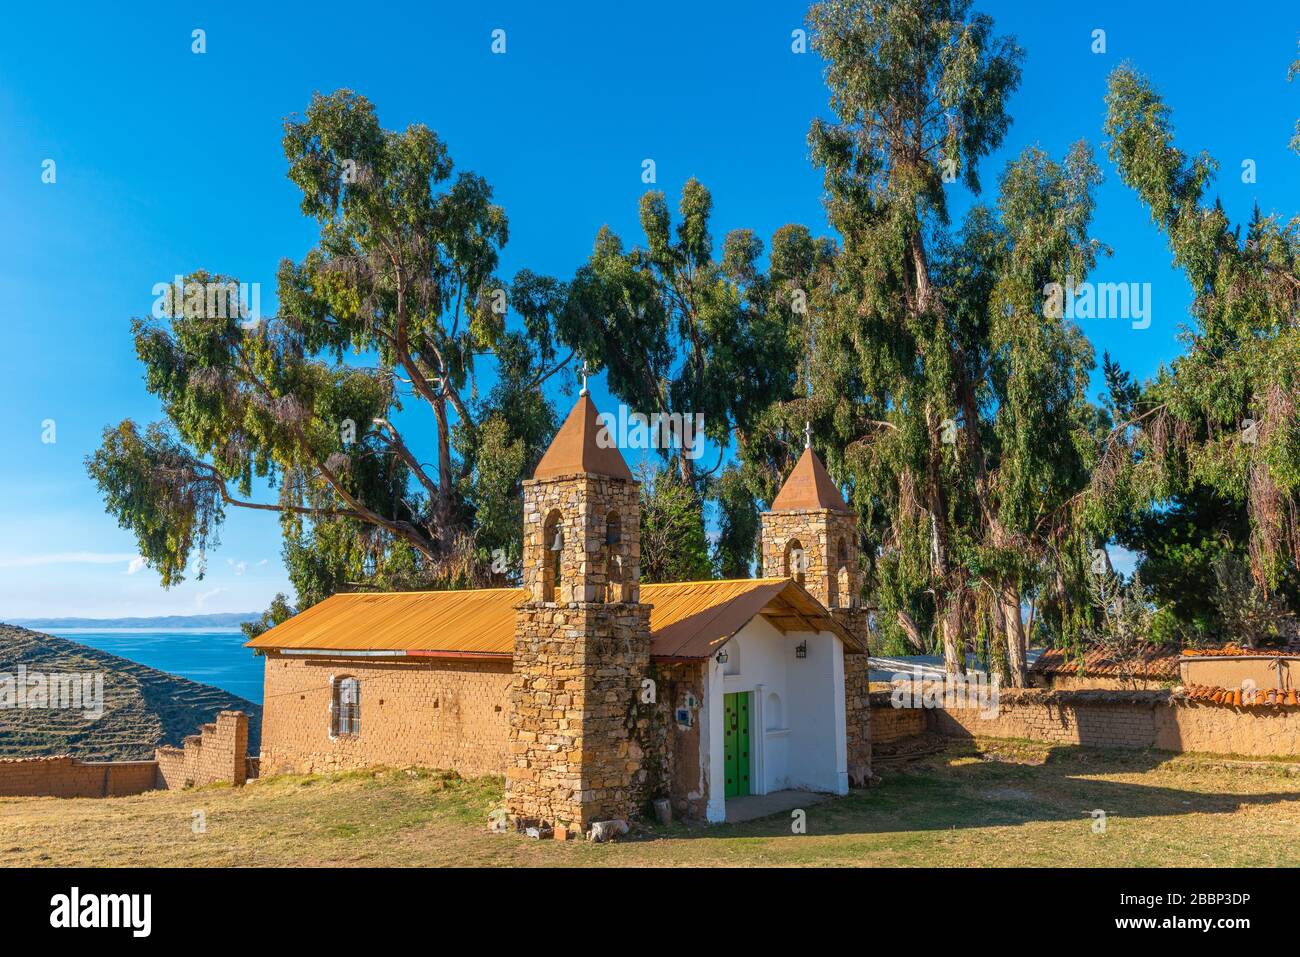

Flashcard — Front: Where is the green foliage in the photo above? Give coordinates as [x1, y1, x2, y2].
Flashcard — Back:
[87, 90, 561, 615]
[551, 178, 806, 484]
[638, 465, 713, 584]
[240, 593, 296, 642]
[1116, 484, 1248, 639]
[86, 420, 226, 587]
[1210, 554, 1297, 647]
[713, 465, 759, 578]
[1100, 63, 1300, 598]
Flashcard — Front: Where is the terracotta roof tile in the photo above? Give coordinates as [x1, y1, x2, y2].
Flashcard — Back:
[1181, 645, 1300, 657]
[1031, 647, 1180, 679]
[1183, 684, 1300, 707]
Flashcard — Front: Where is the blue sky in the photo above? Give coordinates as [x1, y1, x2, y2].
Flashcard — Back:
[1, 1, 1296, 618]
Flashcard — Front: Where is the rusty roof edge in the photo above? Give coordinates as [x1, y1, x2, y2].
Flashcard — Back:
[244, 577, 863, 655]
[769, 579, 866, 653]
[648, 580, 789, 659]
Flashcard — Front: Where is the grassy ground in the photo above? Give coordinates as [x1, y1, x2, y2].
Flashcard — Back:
[2, 739, 1298, 867]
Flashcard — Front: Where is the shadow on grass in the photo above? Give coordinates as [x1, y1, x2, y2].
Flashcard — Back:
[657, 741, 1300, 841]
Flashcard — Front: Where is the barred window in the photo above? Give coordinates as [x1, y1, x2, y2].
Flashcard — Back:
[333, 676, 360, 736]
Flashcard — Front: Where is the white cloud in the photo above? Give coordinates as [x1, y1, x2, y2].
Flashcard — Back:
[195, 587, 228, 607]
[226, 559, 247, 576]
[125, 556, 147, 575]
[0, 552, 139, 568]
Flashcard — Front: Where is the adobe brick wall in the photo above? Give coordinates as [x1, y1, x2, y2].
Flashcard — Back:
[916, 687, 1300, 758]
[929, 689, 1164, 748]
[258, 654, 512, 777]
[632, 660, 707, 820]
[867, 691, 928, 744]
[1179, 655, 1300, 691]
[1155, 700, 1300, 756]
[155, 711, 249, 788]
[0, 756, 159, 798]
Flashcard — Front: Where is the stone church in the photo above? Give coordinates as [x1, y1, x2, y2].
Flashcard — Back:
[249, 393, 872, 829]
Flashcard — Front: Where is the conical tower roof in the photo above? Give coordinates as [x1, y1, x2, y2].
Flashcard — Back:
[770, 446, 849, 512]
[532, 394, 634, 481]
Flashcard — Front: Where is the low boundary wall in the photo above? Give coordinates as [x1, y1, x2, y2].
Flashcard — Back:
[0, 756, 160, 798]
[869, 689, 1300, 758]
[0, 710, 253, 798]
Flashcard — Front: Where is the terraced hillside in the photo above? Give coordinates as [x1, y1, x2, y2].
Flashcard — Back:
[0, 625, 261, 760]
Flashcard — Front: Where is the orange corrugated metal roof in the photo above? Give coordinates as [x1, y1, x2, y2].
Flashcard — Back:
[245, 588, 526, 655]
[246, 578, 862, 659]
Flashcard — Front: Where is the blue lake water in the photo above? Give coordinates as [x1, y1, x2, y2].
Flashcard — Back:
[46, 629, 264, 703]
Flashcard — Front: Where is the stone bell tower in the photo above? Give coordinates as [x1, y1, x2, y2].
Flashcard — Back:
[760, 436, 862, 613]
[505, 391, 652, 831]
[761, 431, 873, 786]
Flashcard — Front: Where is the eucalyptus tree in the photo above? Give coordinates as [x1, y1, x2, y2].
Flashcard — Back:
[1093, 63, 1300, 619]
[536, 180, 825, 581]
[954, 144, 1105, 684]
[87, 91, 561, 603]
[551, 179, 801, 489]
[714, 223, 839, 577]
[804, 0, 1024, 671]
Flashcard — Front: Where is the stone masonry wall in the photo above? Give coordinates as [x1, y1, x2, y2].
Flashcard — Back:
[257, 655, 512, 777]
[507, 602, 652, 830]
[842, 642, 873, 783]
[155, 710, 249, 788]
[0, 756, 160, 798]
[760, 508, 862, 610]
[523, 473, 641, 604]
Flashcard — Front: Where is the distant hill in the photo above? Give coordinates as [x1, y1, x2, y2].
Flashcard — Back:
[0, 625, 260, 760]
[12, 612, 260, 630]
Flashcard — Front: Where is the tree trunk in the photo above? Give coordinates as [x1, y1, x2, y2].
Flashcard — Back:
[896, 610, 926, 654]
[1000, 584, 1028, 687]
[940, 587, 966, 675]
[434, 392, 452, 532]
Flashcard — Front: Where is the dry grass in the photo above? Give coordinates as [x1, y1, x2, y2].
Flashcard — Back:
[3, 740, 1299, 867]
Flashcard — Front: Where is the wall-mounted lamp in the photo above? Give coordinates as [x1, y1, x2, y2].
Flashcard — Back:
[716, 649, 729, 664]
[795, 641, 808, 660]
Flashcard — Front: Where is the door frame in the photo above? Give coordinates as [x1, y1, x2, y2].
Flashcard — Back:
[723, 690, 753, 799]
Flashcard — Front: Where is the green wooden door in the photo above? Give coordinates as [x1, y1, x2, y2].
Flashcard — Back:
[723, 692, 751, 798]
